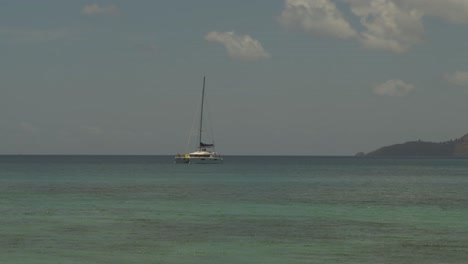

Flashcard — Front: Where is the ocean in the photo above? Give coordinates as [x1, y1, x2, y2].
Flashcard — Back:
[1, 155, 467, 263]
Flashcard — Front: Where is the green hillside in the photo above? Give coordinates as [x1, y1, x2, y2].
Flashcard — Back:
[363, 134, 468, 157]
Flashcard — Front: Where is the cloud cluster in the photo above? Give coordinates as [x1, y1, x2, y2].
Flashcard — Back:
[279, 0, 356, 39]
[205, 31, 271, 61]
[349, 0, 424, 53]
[280, 0, 468, 53]
[445, 71, 468, 87]
[373, 79, 414, 96]
[395, 0, 468, 24]
[82, 3, 119, 16]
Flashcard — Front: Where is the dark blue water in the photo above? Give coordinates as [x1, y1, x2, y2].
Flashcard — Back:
[1, 156, 467, 263]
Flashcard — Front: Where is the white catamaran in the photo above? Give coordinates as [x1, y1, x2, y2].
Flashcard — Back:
[175, 77, 223, 164]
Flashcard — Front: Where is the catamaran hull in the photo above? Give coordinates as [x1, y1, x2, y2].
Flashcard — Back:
[189, 157, 223, 164]
[174, 157, 223, 164]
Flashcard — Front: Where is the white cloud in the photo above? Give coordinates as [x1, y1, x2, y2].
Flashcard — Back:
[445, 71, 468, 87]
[280, 0, 468, 53]
[82, 3, 119, 16]
[279, 0, 357, 39]
[205, 31, 271, 61]
[394, 0, 468, 24]
[348, 0, 424, 53]
[373, 79, 415, 96]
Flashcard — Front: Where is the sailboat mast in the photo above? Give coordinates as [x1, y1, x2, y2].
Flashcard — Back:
[198, 76, 206, 148]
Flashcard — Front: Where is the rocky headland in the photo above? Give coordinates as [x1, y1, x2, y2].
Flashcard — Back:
[358, 134, 468, 157]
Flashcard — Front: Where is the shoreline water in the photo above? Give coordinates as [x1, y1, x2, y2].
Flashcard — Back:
[1, 156, 467, 263]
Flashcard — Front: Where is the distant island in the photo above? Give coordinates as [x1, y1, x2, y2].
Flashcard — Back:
[356, 133, 468, 157]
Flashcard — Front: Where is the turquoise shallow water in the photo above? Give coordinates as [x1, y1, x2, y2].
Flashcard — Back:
[1, 155, 468, 263]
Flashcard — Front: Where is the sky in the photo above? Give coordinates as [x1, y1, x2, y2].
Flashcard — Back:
[1, 0, 468, 155]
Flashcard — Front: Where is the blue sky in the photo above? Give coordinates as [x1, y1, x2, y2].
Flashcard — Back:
[1, 0, 468, 155]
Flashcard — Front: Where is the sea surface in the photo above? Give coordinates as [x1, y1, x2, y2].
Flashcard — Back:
[1, 155, 467, 263]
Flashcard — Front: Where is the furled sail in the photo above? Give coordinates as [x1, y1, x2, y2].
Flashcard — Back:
[200, 142, 214, 147]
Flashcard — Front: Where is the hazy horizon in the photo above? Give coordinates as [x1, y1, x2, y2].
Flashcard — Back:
[2, 1, 468, 155]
